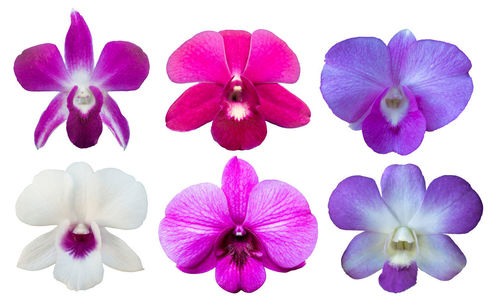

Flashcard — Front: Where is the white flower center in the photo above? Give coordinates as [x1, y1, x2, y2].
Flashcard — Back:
[74, 86, 96, 114]
[72, 223, 90, 234]
[386, 226, 418, 267]
[380, 87, 409, 126]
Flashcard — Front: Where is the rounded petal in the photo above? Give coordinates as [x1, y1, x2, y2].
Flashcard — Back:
[400, 40, 473, 130]
[215, 255, 266, 293]
[165, 83, 222, 131]
[341, 231, 387, 279]
[65, 11, 93, 75]
[66, 162, 94, 221]
[256, 83, 310, 128]
[100, 94, 129, 149]
[243, 29, 300, 84]
[320, 37, 392, 123]
[17, 228, 57, 270]
[380, 164, 426, 225]
[100, 228, 143, 272]
[245, 180, 318, 269]
[167, 31, 231, 84]
[388, 29, 416, 83]
[378, 262, 417, 293]
[159, 183, 232, 270]
[220, 30, 251, 74]
[66, 86, 103, 148]
[16, 170, 73, 226]
[222, 157, 258, 224]
[409, 176, 482, 234]
[416, 234, 466, 280]
[329, 176, 399, 233]
[14, 43, 71, 91]
[34, 92, 69, 149]
[92, 41, 149, 91]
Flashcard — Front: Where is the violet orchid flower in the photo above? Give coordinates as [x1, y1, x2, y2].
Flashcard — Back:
[159, 157, 318, 293]
[166, 30, 311, 150]
[14, 11, 149, 149]
[329, 164, 482, 293]
[17, 162, 147, 290]
[320, 30, 473, 155]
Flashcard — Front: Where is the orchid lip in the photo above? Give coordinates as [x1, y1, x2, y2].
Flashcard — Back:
[218, 227, 262, 266]
[385, 226, 418, 267]
[380, 87, 409, 126]
[61, 223, 97, 259]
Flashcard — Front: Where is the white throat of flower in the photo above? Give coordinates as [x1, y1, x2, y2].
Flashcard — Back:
[74, 86, 96, 114]
[385, 226, 418, 267]
[380, 87, 409, 126]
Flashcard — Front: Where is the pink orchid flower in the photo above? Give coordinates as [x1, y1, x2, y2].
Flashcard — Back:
[166, 30, 311, 150]
[14, 11, 149, 149]
[159, 157, 318, 293]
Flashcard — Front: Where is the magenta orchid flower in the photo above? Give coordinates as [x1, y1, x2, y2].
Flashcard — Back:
[14, 11, 149, 149]
[166, 30, 311, 150]
[320, 30, 473, 155]
[159, 157, 318, 293]
[329, 164, 482, 293]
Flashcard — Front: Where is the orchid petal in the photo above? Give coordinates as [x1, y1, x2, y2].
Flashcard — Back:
[167, 31, 231, 84]
[17, 228, 57, 270]
[245, 180, 317, 269]
[165, 83, 222, 131]
[92, 41, 149, 91]
[388, 29, 416, 83]
[177, 252, 216, 274]
[65, 162, 93, 221]
[14, 43, 70, 91]
[65, 11, 93, 75]
[222, 157, 258, 224]
[378, 262, 417, 293]
[341, 231, 387, 279]
[243, 29, 299, 84]
[256, 84, 310, 128]
[329, 176, 399, 233]
[66, 86, 103, 148]
[409, 176, 482, 234]
[416, 234, 466, 280]
[100, 228, 143, 272]
[34, 92, 69, 149]
[100, 94, 130, 149]
[220, 30, 251, 75]
[215, 255, 266, 293]
[320, 37, 392, 123]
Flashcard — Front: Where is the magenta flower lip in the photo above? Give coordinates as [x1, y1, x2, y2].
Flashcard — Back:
[328, 164, 483, 293]
[320, 29, 473, 155]
[159, 157, 318, 293]
[166, 30, 311, 150]
[14, 10, 150, 149]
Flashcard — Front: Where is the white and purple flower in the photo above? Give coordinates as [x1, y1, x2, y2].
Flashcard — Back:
[159, 157, 318, 293]
[14, 11, 149, 149]
[329, 164, 482, 292]
[16, 162, 147, 290]
[320, 30, 473, 155]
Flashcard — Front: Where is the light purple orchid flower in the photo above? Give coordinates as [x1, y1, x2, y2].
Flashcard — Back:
[14, 11, 149, 149]
[329, 164, 482, 293]
[320, 30, 473, 155]
[159, 157, 318, 293]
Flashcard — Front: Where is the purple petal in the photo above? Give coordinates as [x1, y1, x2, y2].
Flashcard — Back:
[400, 40, 473, 130]
[244, 180, 317, 269]
[65, 11, 93, 75]
[222, 157, 258, 224]
[341, 231, 387, 279]
[378, 262, 418, 293]
[66, 86, 103, 148]
[409, 176, 482, 234]
[320, 37, 392, 123]
[14, 44, 70, 91]
[34, 92, 69, 149]
[416, 234, 466, 280]
[92, 41, 149, 91]
[388, 29, 416, 83]
[380, 164, 426, 225]
[177, 252, 216, 274]
[100, 94, 130, 149]
[159, 183, 233, 270]
[215, 255, 266, 293]
[329, 176, 399, 232]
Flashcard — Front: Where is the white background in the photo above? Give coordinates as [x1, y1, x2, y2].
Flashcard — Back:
[0, 0, 497, 299]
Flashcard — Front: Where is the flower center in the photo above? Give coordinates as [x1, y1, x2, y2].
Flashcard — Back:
[386, 226, 418, 267]
[380, 87, 409, 126]
[222, 76, 254, 121]
[73, 86, 96, 114]
[61, 223, 97, 259]
[217, 227, 262, 267]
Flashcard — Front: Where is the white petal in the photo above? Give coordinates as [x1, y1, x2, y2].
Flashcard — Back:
[16, 170, 73, 225]
[18, 228, 57, 270]
[53, 221, 104, 290]
[86, 168, 147, 229]
[101, 228, 143, 272]
[66, 162, 94, 220]
[416, 234, 466, 280]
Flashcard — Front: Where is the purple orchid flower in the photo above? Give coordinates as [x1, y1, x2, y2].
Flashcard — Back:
[320, 30, 473, 155]
[159, 157, 318, 293]
[329, 164, 482, 293]
[14, 11, 149, 149]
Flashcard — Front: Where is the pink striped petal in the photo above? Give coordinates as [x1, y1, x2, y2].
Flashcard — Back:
[165, 83, 222, 131]
[92, 41, 149, 91]
[243, 30, 300, 84]
[65, 11, 93, 75]
[167, 31, 231, 84]
[14, 43, 70, 91]
[66, 86, 103, 148]
[256, 83, 310, 128]
[34, 92, 69, 149]
[100, 94, 130, 149]
[220, 30, 251, 75]
[215, 255, 266, 293]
